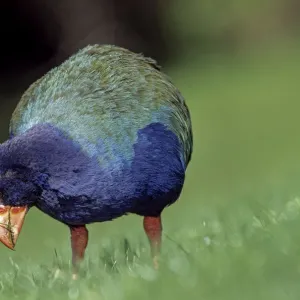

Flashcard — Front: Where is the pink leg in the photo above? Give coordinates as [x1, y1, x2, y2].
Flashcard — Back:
[69, 225, 88, 279]
[143, 216, 162, 269]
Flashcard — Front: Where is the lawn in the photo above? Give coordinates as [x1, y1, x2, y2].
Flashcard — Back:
[0, 41, 300, 299]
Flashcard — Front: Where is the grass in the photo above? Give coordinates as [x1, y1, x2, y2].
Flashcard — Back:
[2, 197, 300, 299]
[1, 41, 300, 299]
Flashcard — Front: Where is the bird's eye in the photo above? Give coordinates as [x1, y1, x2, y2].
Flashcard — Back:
[5, 170, 15, 178]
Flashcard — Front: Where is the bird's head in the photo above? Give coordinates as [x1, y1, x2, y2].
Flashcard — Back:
[0, 125, 53, 250]
[0, 167, 40, 250]
[0, 123, 93, 250]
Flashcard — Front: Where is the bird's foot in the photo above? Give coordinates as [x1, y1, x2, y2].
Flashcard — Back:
[153, 255, 159, 270]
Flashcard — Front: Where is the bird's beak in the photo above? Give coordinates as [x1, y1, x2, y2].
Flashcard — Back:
[0, 205, 28, 250]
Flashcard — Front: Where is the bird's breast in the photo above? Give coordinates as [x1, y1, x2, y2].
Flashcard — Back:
[36, 122, 185, 224]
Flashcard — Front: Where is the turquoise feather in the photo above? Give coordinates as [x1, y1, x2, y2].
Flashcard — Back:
[10, 45, 193, 168]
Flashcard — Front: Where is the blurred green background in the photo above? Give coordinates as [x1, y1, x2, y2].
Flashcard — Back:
[0, 0, 300, 297]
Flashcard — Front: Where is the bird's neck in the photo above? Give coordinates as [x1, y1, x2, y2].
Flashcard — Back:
[0, 124, 90, 185]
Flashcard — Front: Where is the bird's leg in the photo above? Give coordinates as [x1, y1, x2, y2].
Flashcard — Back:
[69, 225, 88, 279]
[143, 216, 162, 269]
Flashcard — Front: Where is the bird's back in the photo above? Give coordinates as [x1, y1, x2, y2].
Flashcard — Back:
[10, 45, 192, 169]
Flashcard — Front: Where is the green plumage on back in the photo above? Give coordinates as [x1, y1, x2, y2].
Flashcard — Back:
[10, 45, 192, 165]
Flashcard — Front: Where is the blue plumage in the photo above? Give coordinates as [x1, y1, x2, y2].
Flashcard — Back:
[1, 122, 184, 224]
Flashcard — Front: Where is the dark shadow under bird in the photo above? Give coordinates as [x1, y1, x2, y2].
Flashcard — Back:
[0, 44, 193, 277]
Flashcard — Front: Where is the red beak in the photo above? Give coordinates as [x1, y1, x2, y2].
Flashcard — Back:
[0, 205, 28, 250]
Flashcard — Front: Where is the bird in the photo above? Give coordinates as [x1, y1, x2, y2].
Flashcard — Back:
[0, 44, 193, 277]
